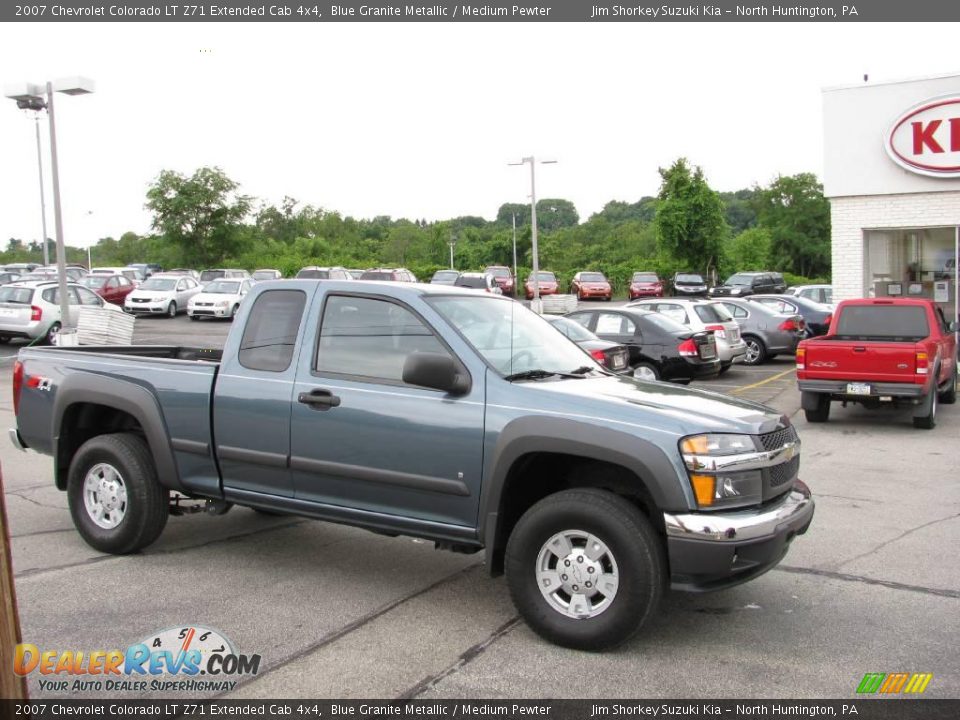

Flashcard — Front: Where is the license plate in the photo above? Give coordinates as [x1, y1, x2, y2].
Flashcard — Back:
[700, 345, 716, 359]
[0, 308, 17, 317]
[846, 382, 871, 395]
[612, 355, 626, 370]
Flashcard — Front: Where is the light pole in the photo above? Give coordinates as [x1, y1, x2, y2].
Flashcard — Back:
[509, 156, 557, 313]
[5, 77, 95, 346]
[448, 234, 456, 270]
[511, 213, 518, 288]
[33, 115, 50, 266]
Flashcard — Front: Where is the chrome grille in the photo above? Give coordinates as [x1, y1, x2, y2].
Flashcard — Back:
[769, 456, 800, 487]
[759, 425, 798, 452]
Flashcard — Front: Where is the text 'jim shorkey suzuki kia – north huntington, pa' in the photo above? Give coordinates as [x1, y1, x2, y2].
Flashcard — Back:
[10, 280, 814, 650]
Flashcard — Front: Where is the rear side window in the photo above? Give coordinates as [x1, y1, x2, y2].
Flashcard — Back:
[835, 306, 930, 341]
[238, 290, 306, 372]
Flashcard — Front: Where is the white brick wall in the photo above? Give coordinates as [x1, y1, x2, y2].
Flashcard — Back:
[830, 192, 960, 301]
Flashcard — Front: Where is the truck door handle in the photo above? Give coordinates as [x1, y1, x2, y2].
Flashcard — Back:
[298, 389, 341, 410]
[853, 347, 866, 352]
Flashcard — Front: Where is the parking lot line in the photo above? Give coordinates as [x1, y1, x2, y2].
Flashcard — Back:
[730, 368, 795, 395]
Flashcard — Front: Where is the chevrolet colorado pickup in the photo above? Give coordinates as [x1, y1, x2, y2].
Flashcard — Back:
[796, 298, 957, 428]
[10, 281, 814, 650]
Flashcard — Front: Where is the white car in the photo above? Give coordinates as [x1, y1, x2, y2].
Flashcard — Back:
[626, 297, 747, 373]
[0, 280, 122, 345]
[124, 273, 202, 317]
[187, 279, 253, 321]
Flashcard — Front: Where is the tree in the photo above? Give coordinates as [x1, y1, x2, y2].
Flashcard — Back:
[654, 158, 728, 274]
[724, 228, 772, 274]
[536, 199, 579, 232]
[755, 173, 831, 278]
[145, 167, 252, 267]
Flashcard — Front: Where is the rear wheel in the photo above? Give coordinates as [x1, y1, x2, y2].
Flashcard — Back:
[67, 433, 169, 554]
[44, 321, 61, 346]
[803, 392, 830, 423]
[742, 335, 767, 365]
[505, 489, 664, 651]
[632, 362, 659, 382]
[939, 370, 957, 405]
[913, 388, 938, 429]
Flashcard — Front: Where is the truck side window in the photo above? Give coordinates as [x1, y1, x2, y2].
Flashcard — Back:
[238, 289, 306, 372]
[316, 295, 447, 384]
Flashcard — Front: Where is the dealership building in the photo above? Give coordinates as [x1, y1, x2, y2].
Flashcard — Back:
[823, 73, 959, 321]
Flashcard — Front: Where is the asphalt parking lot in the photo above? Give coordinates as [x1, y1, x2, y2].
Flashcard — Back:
[1, 307, 958, 700]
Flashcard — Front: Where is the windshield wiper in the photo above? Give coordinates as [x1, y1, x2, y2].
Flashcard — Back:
[503, 369, 585, 382]
[570, 365, 602, 375]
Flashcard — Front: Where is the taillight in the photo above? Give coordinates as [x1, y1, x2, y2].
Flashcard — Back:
[678, 338, 698, 357]
[796, 346, 806, 371]
[590, 349, 608, 366]
[31, 305, 42, 322]
[824, 313, 833, 328]
[778, 318, 799, 332]
[13, 360, 23, 416]
[916, 351, 928, 375]
[704, 323, 727, 340]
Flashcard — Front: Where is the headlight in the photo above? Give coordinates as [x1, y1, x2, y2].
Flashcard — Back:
[730, 287, 743, 295]
[216, 300, 230, 307]
[680, 433, 761, 510]
[153, 297, 166, 302]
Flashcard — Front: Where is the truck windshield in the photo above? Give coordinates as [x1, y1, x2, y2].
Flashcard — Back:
[429, 297, 597, 377]
[834, 306, 929, 341]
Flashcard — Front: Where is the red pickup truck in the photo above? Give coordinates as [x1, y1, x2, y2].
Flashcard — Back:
[796, 298, 957, 429]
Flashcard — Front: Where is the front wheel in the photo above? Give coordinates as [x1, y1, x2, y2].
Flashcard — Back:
[505, 488, 664, 651]
[67, 433, 169, 554]
[742, 335, 767, 365]
[167, 301, 177, 318]
[230, 304, 239, 320]
[44, 321, 62, 346]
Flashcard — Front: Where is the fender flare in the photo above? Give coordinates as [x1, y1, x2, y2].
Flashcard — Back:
[52, 373, 184, 492]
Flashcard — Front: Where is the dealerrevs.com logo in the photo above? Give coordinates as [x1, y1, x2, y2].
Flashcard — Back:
[856, 672, 933, 695]
[14, 625, 261, 693]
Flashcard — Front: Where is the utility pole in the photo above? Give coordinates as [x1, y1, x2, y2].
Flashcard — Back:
[34, 115, 50, 266]
[512, 213, 518, 287]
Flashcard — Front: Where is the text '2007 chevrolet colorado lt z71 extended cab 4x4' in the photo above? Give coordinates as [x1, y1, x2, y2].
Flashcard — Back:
[10, 281, 814, 650]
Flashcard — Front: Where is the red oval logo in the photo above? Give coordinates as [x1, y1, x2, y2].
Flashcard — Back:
[886, 96, 960, 177]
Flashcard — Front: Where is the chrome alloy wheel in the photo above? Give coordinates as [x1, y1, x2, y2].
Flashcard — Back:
[744, 339, 762, 364]
[633, 365, 657, 381]
[83, 463, 128, 529]
[535, 529, 619, 619]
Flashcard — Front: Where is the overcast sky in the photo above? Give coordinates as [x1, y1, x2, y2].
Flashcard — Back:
[2, 21, 959, 248]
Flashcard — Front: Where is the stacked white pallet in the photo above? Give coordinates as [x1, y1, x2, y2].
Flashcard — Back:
[77, 307, 136, 345]
[540, 294, 578, 315]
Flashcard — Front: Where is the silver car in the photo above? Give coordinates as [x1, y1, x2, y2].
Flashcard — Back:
[714, 298, 806, 365]
[0, 280, 121, 345]
[124, 273, 203, 317]
[627, 297, 747, 373]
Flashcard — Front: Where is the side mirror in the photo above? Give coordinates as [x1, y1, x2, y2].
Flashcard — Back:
[948, 320, 958, 332]
[402, 352, 470, 395]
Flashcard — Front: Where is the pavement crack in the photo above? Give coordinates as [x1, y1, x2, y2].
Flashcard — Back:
[813, 492, 882, 504]
[776, 565, 960, 599]
[6, 491, 64, 510]
[219, 562, 484, 697]
[399, 615, 522, 699]
[11, 527, 76, 539]
[836, 512, 960, 569]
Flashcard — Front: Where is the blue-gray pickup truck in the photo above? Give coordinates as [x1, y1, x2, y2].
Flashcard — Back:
[10, 281, 814, 650]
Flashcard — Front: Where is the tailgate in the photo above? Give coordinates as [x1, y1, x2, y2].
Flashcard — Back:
[802, 341, 919, 383]
[0, 301, 34, 330]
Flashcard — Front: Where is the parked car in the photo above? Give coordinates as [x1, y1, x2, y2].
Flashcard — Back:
[454, 272, 502, 294]
[359, 268, 419, 282]
[0, 280, 121, 345]
[797, 298, 956, 428]
[11, 280, 813, 651]
[715, 298, 806, 365]
[671, 272, 709, 297]
[571, 271, 613, 301]
[126, 263, 163, 279]
[36, 265, 88, 282]
[124, 273, 202, 317]
[80, 273, 137, 306]
[710, 271, 784, 298]
[2, 263, 39, 273]
[0, 272, 22, 285]
[199, 268, 251, 285]
[91, 266, 144, 285]
[788, 284, 834, 308]
[628, 272, 664, 300]
[749, 295, 834, 337]
[566, 307, 721, 382]
[627, 298, 747, 374]
[252, 269, 283, 282]
[296, 266, 352, 280]
[166, 269, 201, 281]
[187, 278, 253, 320]
[545, 315, 630, 373]
[430, 270, 461, 285]
[346, 269, 365, 280]
[524, 270, 559, 300]
[484, 265, 516, 296]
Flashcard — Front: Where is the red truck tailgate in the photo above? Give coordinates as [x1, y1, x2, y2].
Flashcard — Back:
[800, 340, 921, 384]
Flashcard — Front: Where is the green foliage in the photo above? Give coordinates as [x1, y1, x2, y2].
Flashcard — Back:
[654, 158, 729, 276]
[724, 227, 772, 274]
[755, 173, 831, 278]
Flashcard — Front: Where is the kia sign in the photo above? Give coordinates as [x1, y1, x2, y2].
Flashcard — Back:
[887, 96, 960, 177]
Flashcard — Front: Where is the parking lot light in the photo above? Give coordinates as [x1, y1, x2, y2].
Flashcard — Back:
[509, 157, 557, 313]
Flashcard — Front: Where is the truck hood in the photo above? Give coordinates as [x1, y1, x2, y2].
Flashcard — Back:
[516, 373, 787, 437]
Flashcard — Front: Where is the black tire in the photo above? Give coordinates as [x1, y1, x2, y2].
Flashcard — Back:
[0, 336, 9, 344]
[939, 370, 957, 405]
[44, 321, 62, 346]
[505, 488, 664, 652]
[742, 335, 767, 365]
[803, 392, 831, 423]
[913, 389, 938, 429]
[167, 301, 177, 318]
[718, 362, 731, 376]
[67, 433, 169, 554]
[230, 304, 239, 320]
[632, 362, 660, 382]
[189, 315, 199, 321]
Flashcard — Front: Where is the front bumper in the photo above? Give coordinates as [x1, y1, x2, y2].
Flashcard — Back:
[663, 479, 814, 591]
[578, 288, 611, 298]
[798, 379, 925, 401]
[188, 305, 231, 318]
[125, 301, 169, 314]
